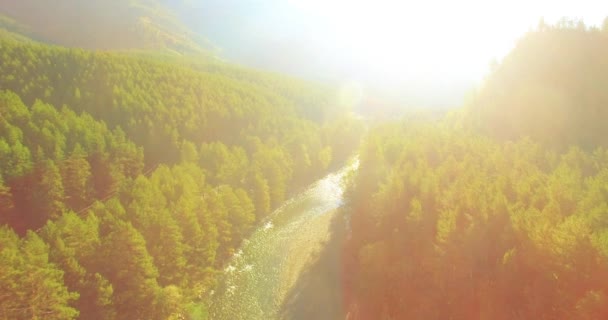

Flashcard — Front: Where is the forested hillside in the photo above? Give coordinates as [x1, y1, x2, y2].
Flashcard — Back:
[0, 0, 211, 54]
[0, 31, 363, 319]
[464, 19, 608, 149]
[342, 22, 608, 319]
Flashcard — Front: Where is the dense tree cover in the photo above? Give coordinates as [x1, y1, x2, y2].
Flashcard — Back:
[342, 23, 608, 320]
[0, 227, 79, 320]
[463, 20, 608, 149]
[0, 31, 363, 319]
[0, 0, 211, 54]
[0, 35, 359, 166]
[0, 15, 38, 44]
[0, 91, 143, 232]
[344, 123, 608, 319]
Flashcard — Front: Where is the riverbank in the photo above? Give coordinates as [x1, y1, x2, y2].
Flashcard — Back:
[209, 164, 354, 320]
[279, 209, 346, 320]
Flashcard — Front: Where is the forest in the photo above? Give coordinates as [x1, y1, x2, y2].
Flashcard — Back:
[0, 30, 363, 319]
[3, 8, 608, 320]
[342, 22, 608, 319]
[0, 1, 211, 54]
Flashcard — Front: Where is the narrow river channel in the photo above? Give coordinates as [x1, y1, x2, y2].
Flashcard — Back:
[209, 160, 358, 320]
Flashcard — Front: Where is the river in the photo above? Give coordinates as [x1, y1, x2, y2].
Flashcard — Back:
[209, 160, 358, 320]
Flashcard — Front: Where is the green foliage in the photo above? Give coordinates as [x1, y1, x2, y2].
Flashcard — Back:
[344, 122, 608, 319]
[0, 90, 143, 231]
[0, 175, 15, 223]
[0, 1, 212, 54]
[343, 25, 608, 315]
[98, 219, 160, 319]
[0, 35, 353, 167]
[186, 302, 209, 320]
[463, 23, 608, 150]
[60, 145, 92, 210]
[0, 226, 79, 319]
[0, 30, 362, 319]
[336, 27, 608, 318]
[40, 212, 115, 320]
[34, 160, 66, 220]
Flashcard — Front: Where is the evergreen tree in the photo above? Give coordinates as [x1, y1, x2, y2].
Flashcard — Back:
[0, 227, 79, 320]
[41, 212, 116, 320]
[98, 220, 160, 320]
[34, 160, 66, 222]
[250, 172, 271, 218]
[61, 144, 92, 211]
[0, 175, 15, 225]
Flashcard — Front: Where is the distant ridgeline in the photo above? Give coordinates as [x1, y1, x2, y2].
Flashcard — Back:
[0, 30, 363, 319]
[342, 21, 608, 319]
[0, 0, 214, 54]
[463, 18, 608, 149]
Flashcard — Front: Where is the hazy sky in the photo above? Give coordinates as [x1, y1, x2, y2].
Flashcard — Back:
[287, 0, 607, 81]
[178, 0, 608, 106]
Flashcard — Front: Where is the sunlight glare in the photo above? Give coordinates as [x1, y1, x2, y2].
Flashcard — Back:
[289, 0, 608, 83]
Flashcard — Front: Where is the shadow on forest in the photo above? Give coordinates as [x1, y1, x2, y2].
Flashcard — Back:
[278, 210, 347, 320]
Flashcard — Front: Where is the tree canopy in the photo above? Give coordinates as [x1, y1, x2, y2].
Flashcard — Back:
[342, 23, 608, 320]
[0, 29, 363, 319]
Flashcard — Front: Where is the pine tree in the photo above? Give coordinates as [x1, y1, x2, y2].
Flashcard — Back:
[41, 212, 116, 320]
[0, 175, 15, 225]
[98, 220, 160, 320]
[61, 144, 92, 211]
[0, 227, 79, 320]
[36, 160, 66, 219]
[251, 172, 270, 218]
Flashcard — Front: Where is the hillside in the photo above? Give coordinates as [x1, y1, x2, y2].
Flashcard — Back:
[0, 0, 213, 54]
[342, 22, 608, 320]
[464, 20, 608, 149]
[0, 31, 363, 319]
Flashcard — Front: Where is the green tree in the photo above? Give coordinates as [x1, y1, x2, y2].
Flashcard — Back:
[180, 140, 199, 163]
[0, 175, 15, 225]
[0, 33, 362, 318]
[250, 172, 270, 218]
[0, 227, 79, 320]
[41, 212, 116, 320]
[219, 185, 255, 249]
[34, 160, 66, 222]
[98, 220, 160, 320]
[3, 140, 32, 179]
[124, 175, 186, 285]
[61, 144, 92, 210]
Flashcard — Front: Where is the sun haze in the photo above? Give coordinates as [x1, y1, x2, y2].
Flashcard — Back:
[289, 0, 607, 83]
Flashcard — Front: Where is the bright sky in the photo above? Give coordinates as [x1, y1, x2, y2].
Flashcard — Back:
[288, 0, 607, 84]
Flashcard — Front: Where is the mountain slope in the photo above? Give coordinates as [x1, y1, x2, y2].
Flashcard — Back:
[464, 22, 608, 149]
[0, 31, 364, 319]
[0, 0, 213, 54]
[341, 22, 608, 320]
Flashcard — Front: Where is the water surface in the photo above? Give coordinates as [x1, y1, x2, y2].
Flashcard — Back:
[209, 161, 357, 319]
